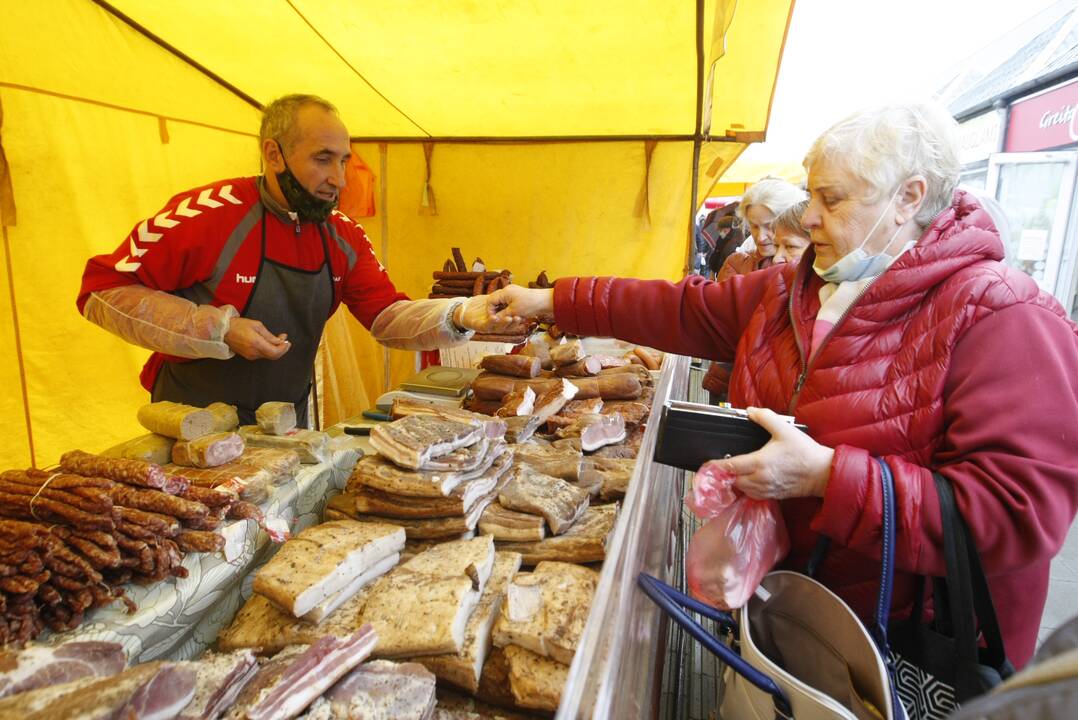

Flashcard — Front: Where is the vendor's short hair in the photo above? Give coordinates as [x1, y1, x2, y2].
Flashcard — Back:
[737, 178, 808, 223]
[774, 199, 809, 238]
[260, 94, 339, 150]
[804, 103, 961, 227]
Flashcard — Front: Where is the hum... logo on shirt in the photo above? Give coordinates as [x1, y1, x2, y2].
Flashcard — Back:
[235, 273, 257, 284]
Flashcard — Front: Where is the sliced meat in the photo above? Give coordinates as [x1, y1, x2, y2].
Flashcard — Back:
[171, 432, 245, 469]
[509, 443, 584, 483]
[348, 454, 503, 519]
[419, 437, 490, 473]
[553, 357, 602, 378]
[411, 552, 522, 693]
[554, 413, 626, 452]
[118, 663, 198, 720]
[492, 561, 599, 665]
[548, 339, 584, 367]
[498, 467, 590, 535]
[390, 399, 507, 440]
[496, 503, 617, 565]
[503, 645, 569, 712]
[370, 416, 484, 470]
[238, 427, 329, 464]
[531, 379, 579, 423]
[495, 387, 535, 417]
[479, 503, 546, 542]
[580, 457, 636, 500]
[321, 660, 436, 720]
[502, 416, 543, 444]
[348, 445, 510, 499]
[255, 402, 297, 436]
[252, 520, 405, 618]
[177, 649, 258, 720]
[600, 401, 650, 425]
[0, 641, 126, 699]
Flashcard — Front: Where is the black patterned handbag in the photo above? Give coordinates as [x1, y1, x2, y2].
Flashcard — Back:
[886, 472, 1016, 719]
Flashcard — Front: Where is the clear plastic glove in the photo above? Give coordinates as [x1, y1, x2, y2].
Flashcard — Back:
[83, 285, 237, 359]
[488, 284, 555, 324]
[685, 461, 790, 610]
[370, 298, 473, 350]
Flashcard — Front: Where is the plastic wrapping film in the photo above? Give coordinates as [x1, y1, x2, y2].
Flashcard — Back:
[83, 285, 237, 360]
[558, 354, 690, 718]
[369, 297, 472, 350]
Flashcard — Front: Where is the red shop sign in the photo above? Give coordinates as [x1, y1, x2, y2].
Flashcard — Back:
[1005, 78, 1078, 152]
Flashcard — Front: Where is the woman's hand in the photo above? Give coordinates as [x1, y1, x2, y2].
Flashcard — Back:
[713, 407, 834, 500]
[487, 285, 556, 324]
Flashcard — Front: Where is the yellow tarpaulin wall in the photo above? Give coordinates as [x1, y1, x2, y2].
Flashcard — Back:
[0, 0, 793, 468]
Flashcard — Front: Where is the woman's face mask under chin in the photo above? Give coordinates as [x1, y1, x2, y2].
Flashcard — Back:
[813, 187, 904, 284]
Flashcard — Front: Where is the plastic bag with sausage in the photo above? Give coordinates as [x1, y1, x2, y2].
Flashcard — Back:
[684, 460, 790, 610]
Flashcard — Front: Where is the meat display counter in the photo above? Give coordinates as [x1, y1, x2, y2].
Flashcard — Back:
[558, 353, 715, 719]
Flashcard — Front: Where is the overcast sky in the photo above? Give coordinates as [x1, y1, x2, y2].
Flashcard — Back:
[725, 0, 1068, 180]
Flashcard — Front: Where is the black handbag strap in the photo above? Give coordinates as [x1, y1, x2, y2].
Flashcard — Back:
[933, 473, 1013, 690]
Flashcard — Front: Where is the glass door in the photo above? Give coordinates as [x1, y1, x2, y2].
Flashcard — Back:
[986, 151, 1078, 315]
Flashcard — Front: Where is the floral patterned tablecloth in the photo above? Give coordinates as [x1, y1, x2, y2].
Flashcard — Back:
[49, 448, 360, 662]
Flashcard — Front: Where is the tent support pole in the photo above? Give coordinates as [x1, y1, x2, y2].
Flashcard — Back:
[687, 0, 706, 275]
[2, 226, 35, 468]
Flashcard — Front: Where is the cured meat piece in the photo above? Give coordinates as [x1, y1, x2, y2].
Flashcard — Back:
[344, 456, 501, 520]
[217, 585, 375, 654]
[239, 427, 328, 464]
[3, 661, 195, 720]
[370, 416, 484, 470]
[171, 432, 245, 469]
[508, 444, 583, 483]
[354, 491, 496, 540]
[531, 379, 579, 424]
[0, 677, 100, 715]
[59, 450, 168, 492]
[205, 402, 239, 433]
[390, 399, 508, 440]
[300, 553, 398, 624]
[496, 503, 617, 565]
[347, 445, 510, 499]
[357, 536, 495, 658]
[412, 552, 523, 693]
[632, 346, 664, 370]
[137, 401, 216, 441]
[478, 354, 541, 379]
[554, 413, 626, 452]
[502, 416, 543, 444]
[581, 457, 636, 500]
[600, 400, 650, 425]
[176, 530, 226, 554]
[110, 485, 209, 521]
[479, 503, 546, 542]
[231, 627, 379, 720]
[494, 387, 535, 417]
[255, 402, 297, 436]
[492, 561, 599, 665]
[561, 398, 604, 416]
[0, 641, 126, 699]
[592, 354, 630, 369]
[177, 649, 258, 720]
[565, 374, 642, 400]
[554, 357, 602, 378]
[253, 520, 405, 618]
[498, 467, 590, 535]
[473, 648, 519, 711]
[419, 437, 491, 473]
[548, 340, 584, 368]
[317, 660, 436, 720]
[503, 645, 568, 712]
[518, 337, 553, 371]
[100, 433, 175, 465]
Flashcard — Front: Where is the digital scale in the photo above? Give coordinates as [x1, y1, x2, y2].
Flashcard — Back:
[373, 365, 480, 411]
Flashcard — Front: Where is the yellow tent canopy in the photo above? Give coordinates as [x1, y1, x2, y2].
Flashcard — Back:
[0, 0, 793, 468]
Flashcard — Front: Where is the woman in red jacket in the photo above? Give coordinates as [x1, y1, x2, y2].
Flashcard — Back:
[489, 103, 1078, 670]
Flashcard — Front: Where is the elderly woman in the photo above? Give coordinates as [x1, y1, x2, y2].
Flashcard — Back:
[715, 177, 807, 282]
[703, 197, 812, 400]
[489, 103, 1078, 671]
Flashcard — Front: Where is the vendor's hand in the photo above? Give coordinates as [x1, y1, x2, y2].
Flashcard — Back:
[225, 318, 290, 361]
[456, 295, 534, 335]
[713, 407, 834, 500]
[488, 285, 555, 324]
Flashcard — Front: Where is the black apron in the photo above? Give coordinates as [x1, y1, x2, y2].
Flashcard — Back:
[153, 209, 334, 426]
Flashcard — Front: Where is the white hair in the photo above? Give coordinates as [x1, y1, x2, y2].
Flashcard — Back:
[737, 177, 808, 223]
[804, 103, 961, 227]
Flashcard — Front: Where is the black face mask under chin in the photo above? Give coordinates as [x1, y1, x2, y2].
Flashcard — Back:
[274, 143, 337, 223]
